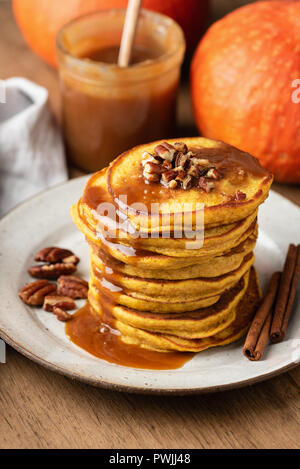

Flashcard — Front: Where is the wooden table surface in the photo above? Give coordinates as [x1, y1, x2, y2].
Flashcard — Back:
[1, 1, 300, 449]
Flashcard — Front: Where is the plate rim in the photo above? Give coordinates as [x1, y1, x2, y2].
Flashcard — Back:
[1, 326, 298, 395]
[0, 176, 299, 395]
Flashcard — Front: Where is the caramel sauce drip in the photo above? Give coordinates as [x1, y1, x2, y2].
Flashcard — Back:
[66, 304, 193, 370]
[112, 144, 270, 210]
[82, 143, 270, 220]
[66, 235, 193, 369]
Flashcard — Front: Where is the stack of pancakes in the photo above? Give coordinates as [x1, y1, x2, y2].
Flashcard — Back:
[72, 137, 273, 353]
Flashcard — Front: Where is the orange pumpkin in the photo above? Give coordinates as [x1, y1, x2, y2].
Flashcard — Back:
[191, 1, 300, 183]
[13, 0, 209, 68]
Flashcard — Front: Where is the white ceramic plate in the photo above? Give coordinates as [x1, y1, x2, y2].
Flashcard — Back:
[0, 177, 299, 394]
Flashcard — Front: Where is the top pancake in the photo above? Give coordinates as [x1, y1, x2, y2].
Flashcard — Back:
[107, 137, 272, 231]
[73, 168, 258, 257]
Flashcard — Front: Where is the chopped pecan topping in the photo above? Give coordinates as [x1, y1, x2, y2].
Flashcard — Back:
[175, 170, 186, 182]
[143, 162, 163, 174]
[182, 175, 193, 190]
[28, 262, 77, 279]
[58, 275, 88, 299]
[235, 190, 247, 200]
[168, 179, 178, 189]
[154, 143, 176, 162]
[53, 307, 72, 322]
[34, 247, 79, 264]
[221, 190, 247, 202]
[173, 142, 188, 153]
[161, 170, 177, 184]
[187, 165, 200, 178]
[206, 168, 220, 180]
[143, 172, 160, 183]
[192, 158, 210, 167]
[18, 280, 57, 306]
[162, 160, 172, 171]
[43, 295, 76, 312]
[142, 141, 222, 191]
[175, 152, 188, 169]
[229, 168, 247, 185]
[198, 177, 215, 193]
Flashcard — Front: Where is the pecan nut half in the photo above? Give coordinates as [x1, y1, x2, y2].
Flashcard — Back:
[43, 295, 76, 312]
[143, 162, 163, 175]
[18, 280, 57, 306]
[154, 143, 176, 162]
[235, 190, 247, 200]
[28, 262, 77, 279]
[61, 254, 80, 265]
[173, 142, 188, 153]
[198, 177, 215, 193]
[58, 275, 88, 299]
[34, 247, 79, 264]
[161, 170, 177, 184]
[53, 307, 72, 322]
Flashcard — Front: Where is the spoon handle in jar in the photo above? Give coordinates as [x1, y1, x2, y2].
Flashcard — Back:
[118, 0, 142, 67]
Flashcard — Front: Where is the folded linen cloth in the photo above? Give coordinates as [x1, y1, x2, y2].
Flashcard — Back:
[0, 78, 68, 217]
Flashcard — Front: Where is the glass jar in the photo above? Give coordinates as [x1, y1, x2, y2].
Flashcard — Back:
[56, 9, 185, 172]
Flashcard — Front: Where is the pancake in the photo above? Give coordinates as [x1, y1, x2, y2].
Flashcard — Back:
[100, 210, 258, 252]
[79, 169, 257, 245]
[75, 171, 258, 253]
[71, 166, 258, 260]
[88, 271, 250, 339]
[88, 282, 221, 313]
[71, 137, 271, 363]
[107, 138, 272, 232]
[91, 230, 257, 280]
[90, 251, 254, 299]
[122, 221, 257, 258]
[73, 197, 257, 261]
[88, 224, 257, 271]
[116, 267, 260, 352]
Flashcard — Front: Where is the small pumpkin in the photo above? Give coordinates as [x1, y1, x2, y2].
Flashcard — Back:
[191, 1, 300, 183]
[13, 0, 209, 68]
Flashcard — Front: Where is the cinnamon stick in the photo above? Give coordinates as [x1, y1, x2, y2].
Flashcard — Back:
[270, 244, 300, 343]
[243, 271, 280, 361]
[270, 244, 298, 343]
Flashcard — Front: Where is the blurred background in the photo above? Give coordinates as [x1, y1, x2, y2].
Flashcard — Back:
[1, 0, 299, 204]
[1, 0, 257, 123]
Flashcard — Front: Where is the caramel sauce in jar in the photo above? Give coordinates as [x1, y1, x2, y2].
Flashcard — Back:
[83, 44, 162, 64]
[57, 10, 185, 172]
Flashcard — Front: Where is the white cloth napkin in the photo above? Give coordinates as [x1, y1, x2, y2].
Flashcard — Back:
[0, 78, 68, 217]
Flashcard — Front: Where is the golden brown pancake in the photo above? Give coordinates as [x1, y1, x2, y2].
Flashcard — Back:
[90, 251, 254, 299]
[88, 282, 221, 313]
[116, 267, 260, 352]
[73, 178, 258, 255]
[91, 231, 257, 280]
[107, 138, 272, 232]
[71, 137, 271, 360]
[88, 271, 250, 339]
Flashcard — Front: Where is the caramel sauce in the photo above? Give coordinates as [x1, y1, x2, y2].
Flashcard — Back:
[82, 175, 108, 210]
[96, 231, 152, 262]
[66, 231, 193, 369]
[80, 45, 163, 65]
[66, 304, 193, 370]
[111, 143, 270, 212]
[72, 143, 267, 368]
